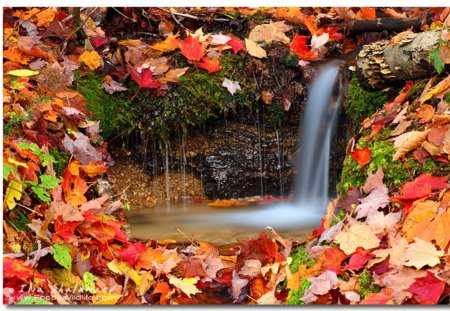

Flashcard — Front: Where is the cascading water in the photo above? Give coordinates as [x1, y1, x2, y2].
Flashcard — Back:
[130, 60, 347, 237]
[177, 60, 346, 228]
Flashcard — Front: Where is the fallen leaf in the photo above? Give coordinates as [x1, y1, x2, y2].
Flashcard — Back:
[226, 34, 246, 54]
[359, 293, 393, 304]
[78, 50, 102, 71]
[248, 21, 291, 44]
[127, 63, 161, 90]
[356, 7, 376, 20]
[355, 186, 389, 220]
[334, 224, 380, 255]
[6, 69, 39, 77]
[119, 242, 147, 266]
[420, 74, 450, 103]
[343, 249, 373, 270]
[153, 282, 171, 304]
[290, 34, 315, 60]
[35, 8, 56, 27]
[416, 104, 435, 123]
[389, 120, 412, 137]
[362, 168, 385, 194]
[403, 238, 444, 269]
[5, 180, 23, 210]
[158, 67, 189, 84]
[407, 271, 446, 304]
[210, 33, 231, 45]
[244, 38, 267, 58]
[168, 275, 201, 298]
[195, 56, 221, 74]
[62, 133, 103, 165]
[222, 78, 241, 95]
[239, 259, 261, 277]
[302, 271, 338, 303]
[392, 130, 430, 161]
[176, 35, 207, 62]
[101, 78, 127, 95]
[382, 267, 427, 304]
[350, 147, 371, 167]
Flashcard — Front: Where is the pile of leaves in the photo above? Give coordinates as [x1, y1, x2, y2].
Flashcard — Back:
[2, 7, 450, 305]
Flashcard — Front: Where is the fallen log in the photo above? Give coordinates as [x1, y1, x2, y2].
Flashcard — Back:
[355, 29, 448, 90]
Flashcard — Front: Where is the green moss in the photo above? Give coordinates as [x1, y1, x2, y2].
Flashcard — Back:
[280, 52, 299, 68]
[358, 270, 381, 299]
[290, 246, 316, 273]
[338, 129, 443, 194]
[49, 147, 69, 177]
[74, 71, 137, 139]
[444, 91, 450, 103]
[346, 76, 388, 132]
[286, 278, 312, 305]
[330, 209, 346, 226]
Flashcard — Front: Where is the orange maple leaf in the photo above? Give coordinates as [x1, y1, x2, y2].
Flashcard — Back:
[176, 35, 207, 62]
[195, 57, 222, 74]
[356, 7, 377, 20]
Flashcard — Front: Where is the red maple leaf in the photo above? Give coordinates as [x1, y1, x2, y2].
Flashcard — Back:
[127, 63, 162, 90]
[236, 231, 282, 271]
[176, 35, 207, 62]
[408, 271, 446, 304]
[226, 34, 245, 54]
[196, 56, 222, 73]
[343, 248, 373, 270]
[350, 147, 371, 167]
[391, 173, 448, 218]
[91, 37, 109, 48]
[118, 242, 147, 266]
[290, 34, 316, 60]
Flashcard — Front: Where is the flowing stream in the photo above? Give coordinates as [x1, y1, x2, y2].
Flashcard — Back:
[128, 60, 345, 241]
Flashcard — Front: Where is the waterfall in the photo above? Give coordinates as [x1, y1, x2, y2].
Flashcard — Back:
[145, 60, 346, 230]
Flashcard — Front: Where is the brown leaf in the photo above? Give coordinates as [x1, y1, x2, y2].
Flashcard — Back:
[416, 104, 435, 123]
[389, 120, 412, 137]
[392, 130, 430, 161]
[362, 168, 385, 194]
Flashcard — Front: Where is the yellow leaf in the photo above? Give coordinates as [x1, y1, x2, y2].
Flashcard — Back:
[334, 224, 380, 255]
[248, 21, 291, 44]
[7, 158, 28, 168]
[107, 259, 130, 275]
[420, 75, 450, 103]
[42, 268, 82, 289]
[92, 292, 122, 304]
[78, 50, 102, 70]
[6, 69, 39, 77]
[35, 8, 55, 27]
[118, 39, 144, 46]
[403, 200, 439, 242]
[168, 275, 200, 297]
[403, 238, 444, 269]
[136, 271, 154, 296]
[392, 130, 430, 161]
[245, 38, 267, 58]
[5, 181, 23, 210]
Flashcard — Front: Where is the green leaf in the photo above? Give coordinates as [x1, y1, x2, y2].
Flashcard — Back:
[17, 296, 52, 305]
[429, 48, 445, 74]
[31, 185, 51, 203]
[17, 142, 55, 167]
[3, 163, 16, 180]
[82, 271, 97, 293]
[39, 175, 61, 189]
[6, 69, 40, 77]
[52, 244, 72, 270]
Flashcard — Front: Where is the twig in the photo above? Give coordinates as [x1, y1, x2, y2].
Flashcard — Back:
[157, 7, 230, 22]
[3, 8, 44, 44]
[59, 8, 96, 56]
[112, 7, 137, 23]
[169, 9, 189, 31]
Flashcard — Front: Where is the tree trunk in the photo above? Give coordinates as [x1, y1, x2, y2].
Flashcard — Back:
[355, 29, 445, 90]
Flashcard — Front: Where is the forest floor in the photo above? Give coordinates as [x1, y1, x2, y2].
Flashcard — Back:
[3, 7, 450, 305]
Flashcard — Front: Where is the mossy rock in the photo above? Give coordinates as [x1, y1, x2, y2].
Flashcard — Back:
[338, 129, 450, 194]
[345, 76, 387, 133]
